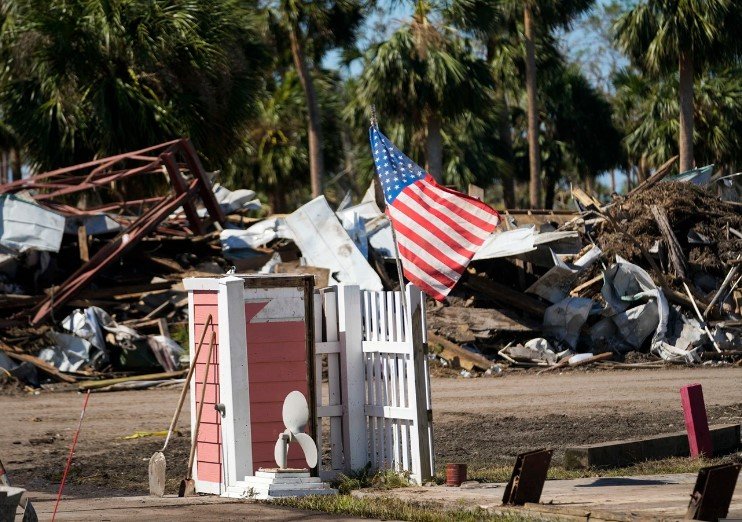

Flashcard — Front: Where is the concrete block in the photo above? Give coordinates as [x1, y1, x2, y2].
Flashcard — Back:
[564, 424, 740, 469]
[0, 486, 25, 522]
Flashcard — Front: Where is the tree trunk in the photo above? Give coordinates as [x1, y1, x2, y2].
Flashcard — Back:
[487, 37, 516, 209]
[10, 148, 21, 182]
[289, 24, 324, 198]
[638, 153, 649, 183]
[425, 113, 443, 183]
[0, 151, 7, 185]
[524, 4, 541, 209]
[543, 171, 557, 210]
[678, 51, 694, 172]
[498, 91, 516, 208]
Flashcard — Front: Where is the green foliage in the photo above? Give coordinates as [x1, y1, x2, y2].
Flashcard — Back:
[358, 19, 494, 126]
[1, 0, 739, 209]
[332, 464, 412, 494]
[614, 66, 742, 168]
[0, 0, 270, 171]
[614, 0, 742, 75]
[272, 494, 536, 522]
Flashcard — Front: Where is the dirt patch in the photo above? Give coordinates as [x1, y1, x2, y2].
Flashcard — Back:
[8, 436, 191, 496]
[434, 402, 742, 468]
[2, 368, 741, 497]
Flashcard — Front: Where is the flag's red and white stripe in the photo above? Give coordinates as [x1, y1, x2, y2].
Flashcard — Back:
[386, 175, 500, 300]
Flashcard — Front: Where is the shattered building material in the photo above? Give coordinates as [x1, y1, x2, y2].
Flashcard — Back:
[285, 196, 383, 291]
[0, 194, 66, 253]
[0, 139, 227, 325]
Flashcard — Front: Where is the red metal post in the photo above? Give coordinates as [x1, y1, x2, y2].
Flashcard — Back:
[681, 383, 713, 458]
[179, 139, 227, 225]
[162, 152, 205, 235]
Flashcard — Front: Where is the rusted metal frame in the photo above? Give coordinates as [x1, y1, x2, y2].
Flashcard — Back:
[0, 139, 184, 193]
[85, 155, 129, 183]
[30, 179, 200, 325]
[161, 152, 205, 235]
[84, 154, 162, 182]
[179, 139, 226, 225]
[82, 196, 168, 214]
[44, 196, 169, 217]
[31, 160, 165, 200]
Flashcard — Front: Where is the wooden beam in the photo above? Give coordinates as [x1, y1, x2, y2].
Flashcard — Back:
[78, 370, 187, 390]
[77, 225, 89, 262]
[463, 270, 547, 318]
[427, 332, 494, 371]
[650, 205, 688, 280]
[0, 347, 77, 383]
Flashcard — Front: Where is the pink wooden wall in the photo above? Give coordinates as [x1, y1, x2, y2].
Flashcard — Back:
[244, 300, 310, 472]
[192, 290, 222, 485]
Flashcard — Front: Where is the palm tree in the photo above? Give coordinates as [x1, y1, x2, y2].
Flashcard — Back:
[539, 65, 623, 207]
[263, 0, 367, 198]
[0, 0, 270, 171]
[524, 0, 595, 208]
[614, 1, 742, 173]
[357, 2, 494, 183]
[225, 69, 347, 213]
[452, 0, 593, 207]
[613, 66, 742, 173]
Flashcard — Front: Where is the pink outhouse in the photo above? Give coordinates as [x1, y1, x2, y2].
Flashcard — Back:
[183, 275, 317, 495]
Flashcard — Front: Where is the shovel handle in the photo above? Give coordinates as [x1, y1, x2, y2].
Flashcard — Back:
[186, 330, 216, 480]
[160, 314, 213, 452]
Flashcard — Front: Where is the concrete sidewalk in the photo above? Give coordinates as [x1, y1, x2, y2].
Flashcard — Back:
[23, 491, 364, 521]
[354, 472, 742, 521]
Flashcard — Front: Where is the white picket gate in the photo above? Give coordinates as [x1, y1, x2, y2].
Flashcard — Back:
[312, 284, 434, 484]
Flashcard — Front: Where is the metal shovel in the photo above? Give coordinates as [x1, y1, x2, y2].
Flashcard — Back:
[148, 314, 213, 497]
[178, 330, 216, 497]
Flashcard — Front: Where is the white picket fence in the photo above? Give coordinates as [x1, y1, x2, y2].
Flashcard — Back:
[312, 284, 434, 484]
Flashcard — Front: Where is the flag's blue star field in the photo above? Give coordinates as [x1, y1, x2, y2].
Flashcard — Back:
[370, 126, 427, 205]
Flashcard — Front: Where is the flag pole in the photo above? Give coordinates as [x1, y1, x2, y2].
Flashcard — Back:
[370, 105, 409, 328]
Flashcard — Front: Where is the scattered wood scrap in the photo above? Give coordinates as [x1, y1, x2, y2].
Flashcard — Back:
[78, 370, 187, 390]
[427, 332, 494, 371]
[0, 347, 77, 383]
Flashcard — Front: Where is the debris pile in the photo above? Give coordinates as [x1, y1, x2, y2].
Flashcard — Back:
[1, 143, 740, 388]
[434, 165, 741, 373]
[0, 139, 257, 388]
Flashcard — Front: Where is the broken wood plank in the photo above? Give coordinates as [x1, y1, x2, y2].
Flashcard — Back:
[467, 184, 485, 201]
[626, 155, 678, 198]
[682, 282, 722, 353]
[78, 370, 187, 390]
[143, 255, 184, 273]
[0, 347, 77, 383]
[77, 225, 89, 262]
[157, 318, 170, 338]
[538, 352, 613, 374]
[571, 186, 602, 209]
[704, 260, 740, 317]
[650, 204, 688, 280]
[143, 300, 175, 320]
[569, 274, 603, 297]
[51, 281, 175, 300]
[463, 270, 547, 318]
[427, 332, 494, 371]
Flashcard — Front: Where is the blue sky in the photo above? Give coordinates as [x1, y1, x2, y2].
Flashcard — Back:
[323, 0, 630, 192]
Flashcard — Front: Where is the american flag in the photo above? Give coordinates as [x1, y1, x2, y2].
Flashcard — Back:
[369, 126, 500, 301]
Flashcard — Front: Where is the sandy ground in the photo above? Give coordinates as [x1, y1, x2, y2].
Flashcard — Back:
[1, 367, 740, 515]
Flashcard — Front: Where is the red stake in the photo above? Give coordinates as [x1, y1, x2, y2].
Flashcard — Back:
[680, 383, 713, 458]
[52, 390, 91, 521]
